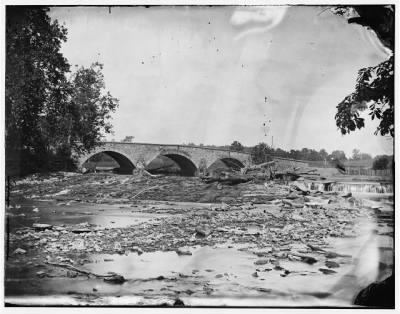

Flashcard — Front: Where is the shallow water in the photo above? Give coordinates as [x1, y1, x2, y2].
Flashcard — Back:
[5, 194, 394, 306]
[6, 198, 166, 229]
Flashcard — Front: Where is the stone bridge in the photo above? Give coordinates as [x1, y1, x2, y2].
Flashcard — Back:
[78, 142, 252, 176]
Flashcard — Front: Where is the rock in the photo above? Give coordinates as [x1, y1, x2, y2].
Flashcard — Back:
[13, 248, 27, 254]
[71, 228, 91, 234]
[36, 271, 46, 278]
[218, 197, 236, 203]
[33, 223, 53, 231]
[300, 256, 318, 265]
[38, 239, 47, 245]
[319, 268, 337, 275]
[215, 274, 223, 278]
[176, 249, 192, 256]
[67, 271, 78, 278]
[195, 227, 211, 237]
[257, 287, 271, 293]
[253, 247, 273, 255]
[325, 252, 340, 259]
[254, 259, 269, 265]
[291, 181, 309, 194]
[53, 189, 71, 196]
[325, 260, 340, 268]
[103, 274, 126, 284]
[32, 208, 39, 212]
[252, 272, 259, 277]
[291, 214, 307, 221]
[71, 239, 86, 250]
[173, 298, 185, 307]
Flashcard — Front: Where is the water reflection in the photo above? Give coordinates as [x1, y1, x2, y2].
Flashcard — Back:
[5, 194, 393, 306]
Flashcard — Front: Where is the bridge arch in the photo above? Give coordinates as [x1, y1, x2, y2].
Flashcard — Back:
[146, 150, 198, 177]
[82, 150, 135, 174]
[208, 157, 245, 174]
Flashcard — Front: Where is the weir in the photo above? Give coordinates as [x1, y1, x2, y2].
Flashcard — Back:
[305, 181, 393, 194]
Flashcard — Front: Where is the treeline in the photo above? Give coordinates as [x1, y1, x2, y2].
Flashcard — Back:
[6, 7, 119, 176]
[182, 141, 392, 170]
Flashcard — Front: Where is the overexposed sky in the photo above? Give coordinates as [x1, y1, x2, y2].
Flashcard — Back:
[49, 5, 393, 157]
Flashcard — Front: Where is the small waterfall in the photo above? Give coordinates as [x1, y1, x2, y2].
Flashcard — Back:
[304, 182, 393, 194]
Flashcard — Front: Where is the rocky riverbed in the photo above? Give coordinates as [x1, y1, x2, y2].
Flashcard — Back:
[5, 172, 394, 306]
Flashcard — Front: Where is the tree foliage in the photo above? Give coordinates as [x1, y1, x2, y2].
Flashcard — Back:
[67, 63, 119, 154]
[351, 149, 372, 161]
[333, 5, 394, 137]
[328, 150, 347, 162]
[6, 7, 118, 175]
[6, 7, 70, 174]
[372, 155, 392, 170]
[122, 136, 135, 143]
[251, 143, 273, 164]
[230, 140, 244, 152]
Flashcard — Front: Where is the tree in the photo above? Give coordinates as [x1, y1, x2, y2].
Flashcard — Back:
[66, 62, 119, 155]
[351, 149, 372, 160]
[251, 143, 273, 164]
[352, 149, 361, 160]
[122, 136, 134, 142]
[230, 141, 244, 151]
[372, 155, 392, 170]
[319, 149, 329, 161]
[6, 6, 70, 174]
[328, 150, 347, 162]
[6, 7, 119, 175]
[333, 6, 394, 137]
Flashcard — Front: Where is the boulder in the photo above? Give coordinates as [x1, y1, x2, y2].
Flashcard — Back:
[33, 223, 53, 231]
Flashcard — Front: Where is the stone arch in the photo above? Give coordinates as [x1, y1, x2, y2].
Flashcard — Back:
[146, 150, 198, 176]
[209, 157, 245, 172]
[81, 150, 135, 174]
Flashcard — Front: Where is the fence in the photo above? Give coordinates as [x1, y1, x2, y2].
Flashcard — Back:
[344, 168, 393, 177]
[271, 156, 393, 177]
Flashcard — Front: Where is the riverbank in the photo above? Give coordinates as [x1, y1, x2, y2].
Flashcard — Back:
[5, 172, 394, 307]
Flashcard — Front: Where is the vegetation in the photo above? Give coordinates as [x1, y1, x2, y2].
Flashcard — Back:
[372, 155, 393, 170]
[333, 5, 394, 137]
[230, 141, 244, 152]
[122, 136, 135, 142]
[6, 7, 118, 176]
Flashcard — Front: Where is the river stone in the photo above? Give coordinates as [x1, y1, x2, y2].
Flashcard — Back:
[325, 260, 340, 268]
[254, 259, 269, 265]
[103, 274, 126, 284]
[36, 271, 46, 278]
[33, 223, 53, 231]
[218, 197, 236, 204]
[13, 248, 27, 254]
[176, 249, 192, 256]
[71, 228, 91, 234]
[319, 268, 337, 275]
[195, 227, 211, 237]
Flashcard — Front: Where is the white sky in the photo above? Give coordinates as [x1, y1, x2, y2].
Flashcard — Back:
[49, 5, 394, 157]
